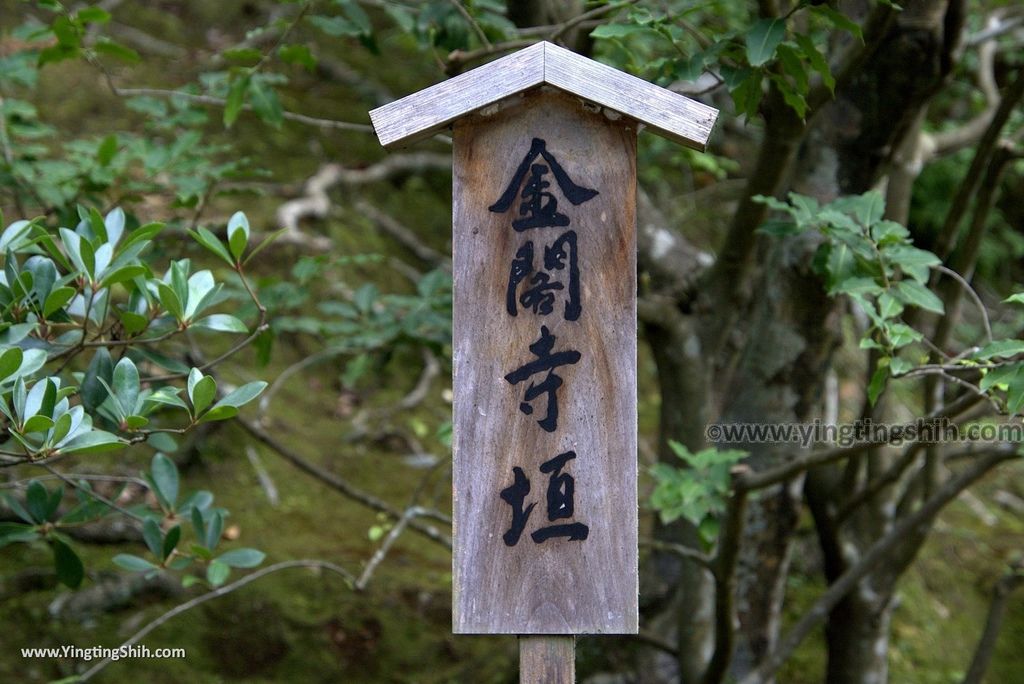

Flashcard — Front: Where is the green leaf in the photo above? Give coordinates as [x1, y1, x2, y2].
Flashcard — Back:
[163, 525, 181, 561]
[212, 381, 267, 410]
[1004, 293, 1024, 306]
[192, 314, 248, 333]
[745, 18, 786, 67]
[144, 387, 191, 413]
[308, 15, 362, 37]
[52, 539, 84, 588]
[81, 348, 113, 413]
[192, 507, 206, 542]
[223, 73, 251, 127]
[97, 134, 118, 165]
[976, 340, 1024, 360]
[77, 6, 111, 24]
[0, 522, 39, 549]
[894, 280, 944, 314]
[205, 510, 224, 549]
[278, 44, 316, 71]
[868, 361, 889, 405]
[120, 221, 165, 253]
[336, 0, 372, 34]
[227, 211, 250, 261]
[189, 227, 234, 266]
[112, 357, 141, 416]
[795, 34, 834, 93]
[26, 480, 50, 523]
[143, 517, 163, 558]
[980, 364, 1020, 392]
[207, 559, 230, 586]
[216, 548, 265, 568]
[58, 430, 123, 455]
[151, 453, 179, 509]
[113, 553, 158, 571]
[156, 282, 184, 321]
[813, 5, 863, 40]
[1007, 375, 1024, 414]
[190, 375, 217, 415]
[23, 414, 55, 433]
[43, 286, 76, 317]
[590, 23, 646, 39]
[196, 406, 239, 423]
[248, 79, 283, 128]
[93, 37, 140, 63]
[221, 47, 262, 64]
[0, 347, 23, 383]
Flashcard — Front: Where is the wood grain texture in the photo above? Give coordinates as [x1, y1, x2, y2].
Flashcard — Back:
[520, 636, 575, 684]
[452, 90, 638, 635]
[370, 42, 545, 149]
[369, 42, 717, 151]
[542, 42, 717, 151]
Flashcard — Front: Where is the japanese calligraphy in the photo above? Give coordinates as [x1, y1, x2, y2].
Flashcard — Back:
[503, 325, 581, 433]
[506, 230, 581, 321]
[489, 138, 598, 231]
[500, 451, 590, 546]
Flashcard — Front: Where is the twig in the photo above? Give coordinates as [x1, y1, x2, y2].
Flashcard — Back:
[245, 446, 279, 506]
[639, 538, 714, 572]
[107, 86, 374, 133]
[736, 393, 984, 492]
[548, 0, 638, 43]
[354, 199, 450, 269]
[78, 560, 355, 681]
[355, 505, 428, 590]
[448, 0, 490, 48]
[236, 417, 452, 549]
[935, 265, 992, 342]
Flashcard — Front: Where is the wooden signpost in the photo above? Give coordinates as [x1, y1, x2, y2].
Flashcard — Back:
[370, 41, 718, 682]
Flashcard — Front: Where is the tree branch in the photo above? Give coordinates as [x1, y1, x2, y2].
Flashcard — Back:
[78, 560, 355, 681]
[740, 447, 1019, 684]
[236, 417, 452, 549]
[961, 561, 1024, 684]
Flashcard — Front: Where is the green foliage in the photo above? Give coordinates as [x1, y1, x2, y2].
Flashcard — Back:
[650, 442, 747, 546]
[0, 202, 269, 588]
[756, 190, 947, 402]
[588, 2, 851, 120]
[109, 452, 265, 587]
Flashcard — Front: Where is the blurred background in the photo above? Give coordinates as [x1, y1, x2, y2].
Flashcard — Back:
[0, 1, 1022, 682]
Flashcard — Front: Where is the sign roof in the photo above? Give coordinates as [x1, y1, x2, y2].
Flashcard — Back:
[369, 41, 718, 151]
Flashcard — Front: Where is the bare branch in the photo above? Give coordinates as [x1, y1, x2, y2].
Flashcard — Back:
[78, 560, 355, 681]
[355, 506, 431, 590]
[740, 447, 1018, 684]
[448, 0, 491, 48]
[961, 562, 1024, 684]
[237, 417, 452, 549]
[639, 538, 714, 571]
[702, 466, 751, 684]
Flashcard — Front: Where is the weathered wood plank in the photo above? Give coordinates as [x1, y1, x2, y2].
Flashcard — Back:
[370, 43, 545, 149]
[369, 42, 717, 151]
[542, 42, 717, 151]
[452, 89, 638, 635]
[520, 636, 575, 684]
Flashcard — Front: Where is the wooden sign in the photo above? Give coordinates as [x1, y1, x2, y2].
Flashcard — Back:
[370, 42, 717, 638]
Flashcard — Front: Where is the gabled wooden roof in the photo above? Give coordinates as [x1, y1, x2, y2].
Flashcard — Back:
[369, 41, 718, 151]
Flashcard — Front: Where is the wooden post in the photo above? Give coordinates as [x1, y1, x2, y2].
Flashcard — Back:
[369, 40, 719, 680]
[520, 636, 574, 684]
